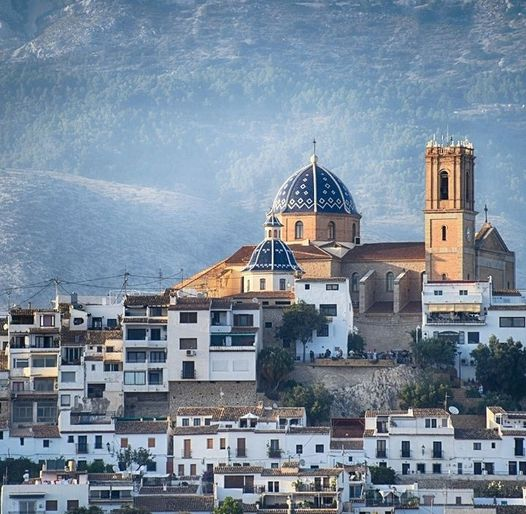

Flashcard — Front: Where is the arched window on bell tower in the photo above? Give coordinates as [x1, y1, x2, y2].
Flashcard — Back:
[352, 223, 356, 243]
[295, 221, 304, 240]
[466, 171, 470, 205]
[328, 221, 335, 240]
[440, 170, 449, 200]
[441, 225, 447, 241]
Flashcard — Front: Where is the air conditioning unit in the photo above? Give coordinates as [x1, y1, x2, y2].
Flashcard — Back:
[186, 350, 196, 356]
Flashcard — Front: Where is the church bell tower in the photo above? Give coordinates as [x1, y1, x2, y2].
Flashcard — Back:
[424, 138, 477, 281]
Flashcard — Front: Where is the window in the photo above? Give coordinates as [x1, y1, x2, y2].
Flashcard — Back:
[432, 463, 442, 474]
[295, 221, 304, 239]
[386, 272, 394, 292]
[178, 464, 185, 476]
[207, 438, 214, 449]
[127, 328, 146, 340]
[351, 273, 359, 292]
[40, 314, 55, 327]
[179, 338, 198, 350]
[126, 351, 146, 363]
[315, 444, 324, 453]
[416, 463, 426, 474]
[147, 461, 157, 472]
[319, 304, 337, 316]
[441, 225, 447, 241]
[37, 401, 56, 422]
[459, 289, 468, 295]
[20, 437, 25, 446]
[193, 418, 201, 426]
[352, 223, 357, 242]
[121, 437, 129, 448]
[473, 442, 482, 450]
[68, 435, 74, 443]
[326, 283, 339, 291]
[279, 278, 287, 291]
[268, 481, 280, 492]
[87, 384, 105, 399]
[456, 496, 462, 506]
[62, 347, 82, 365]
[220, 438, 226, 450]
[259, 278, 266, 291]
[434, 290, 443, 296]
[95, 435, 102, 449]
[180, 312, 198, 323]
[43, 439, 50, 448]
[150, 328, 162, 341]
[14, 359, 29, 368]
[148, 370, 163, 385]
[401, 441, 411, 458]
[46, 500, 58, 511]
[317, 324, 329, 337]
[328, 221, 335, 240]
[509, 461, 517, 475]
[150, 307, 165, 317]
[458, 462, 463, 474]
[104, 363, 120, 372]
[148, 437, 156, 448]
[150, 351, 166, 362]
[402, 463, 410, 475]
[124, 371, 146, 385]
[234, 314, 254, 327]
[107, 318, 118, 328]
[296, 444, 303, 454]
[265, 322, 272, 328]
[425, 418, 437, 428]
[182, 418, 190, 426]
[67, 500, 79, 511]
[500, 317, 525, 328]
[439, 170, 449, 200]
[467, 332, 480, 344]
[305, 283, 310, 290]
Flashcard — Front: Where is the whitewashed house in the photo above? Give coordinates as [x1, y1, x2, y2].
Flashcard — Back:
[295, 277, 353, 360]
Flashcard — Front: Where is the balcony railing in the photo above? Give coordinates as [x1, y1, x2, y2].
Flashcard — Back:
[515, 449, 525, 457]
[426, 314, 485, 326]
[376, 450, 387, 458]
[182, 450, 192, 459]
[401, 450, 411, 458]
[267, 448, 283, 458]
[236, 448, 246, 458]
[181, 370, 196, 379]
[432, 450, 444, 459]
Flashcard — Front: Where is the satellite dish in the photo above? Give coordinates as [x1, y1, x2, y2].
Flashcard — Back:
[448, 406, 459, 415]
[272, 403, 278, 409]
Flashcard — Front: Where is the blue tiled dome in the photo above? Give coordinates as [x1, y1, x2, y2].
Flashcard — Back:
[244, 239, 303, 273]
[272, 158, 358, 215]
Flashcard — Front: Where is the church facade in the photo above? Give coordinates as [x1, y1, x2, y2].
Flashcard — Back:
[175, 139, 515, 350]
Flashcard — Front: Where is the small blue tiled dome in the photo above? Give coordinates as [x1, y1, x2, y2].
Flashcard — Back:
[273, 156, 358, 215]
[244, 239, 303, 273]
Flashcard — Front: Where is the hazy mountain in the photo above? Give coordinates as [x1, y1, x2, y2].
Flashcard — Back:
[0, 0, 524, 293]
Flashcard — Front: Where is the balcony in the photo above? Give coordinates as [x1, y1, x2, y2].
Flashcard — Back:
[181, 450, 192, 459]
[236, 448, 247, 458]
[515, 449, 525, 457]
[426, 313, 485, 326]
[76, 443, 89, 454]
[432, 450, 444, 459]
[400, 450, 411, 458]
[376, 450, 387, 458]
[267, 448, 283, 458]
[180, 370, 196, 379]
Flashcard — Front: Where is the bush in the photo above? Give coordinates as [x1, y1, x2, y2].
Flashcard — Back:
[369, 465, 396, 485]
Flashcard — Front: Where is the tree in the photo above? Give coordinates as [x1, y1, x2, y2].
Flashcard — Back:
[258, 347, 294, 394]
[213, 496, 243, 514]
[347, 332, 365, 356]
[0, 458, 40, 484]
[369, 465, 396, 485]
[278, 301, 327, 361]
[410, 337, 457, 369]
[471, 336, 526, 401]
[113, 446, 154, 472]
[399, 377, 451, 409]
[66, 507, 104, 514]
[282, 383, 333, 424]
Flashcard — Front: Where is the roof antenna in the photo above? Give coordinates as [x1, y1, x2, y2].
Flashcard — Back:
[312, 138, 316, 155]
[484, 204, 488, 223]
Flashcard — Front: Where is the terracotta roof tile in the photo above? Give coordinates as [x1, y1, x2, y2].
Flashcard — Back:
[342, 242, 425, 262]
[32, 424, 60, 438]
[169, 297, 211, 310]
[331, 418, 365, 438]
[289, 426, 330, 434]
[124, 293, 170, 306]
[172, 425, 219, 435]
[115, 420, 168, 434]
[175, 405, 304, 422]
[330, 440, 363, 450]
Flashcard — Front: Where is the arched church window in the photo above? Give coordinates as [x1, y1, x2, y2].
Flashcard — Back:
[328, 221, 336, 240]
[273, 229, 278, 238]
[351, 273, 359, 292]
[352, 223, 357, 243]
[466, 172, 470, 204]
[295, 221, 304, 240]
[386, 272, 394, 292]
[441, 225, 447, 241]
[259, 278, 266, 291]
[279, 278, 286, 291]
[440, 170, 449, 200]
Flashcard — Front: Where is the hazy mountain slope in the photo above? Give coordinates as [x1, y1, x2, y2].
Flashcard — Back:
[0, 170, 250, 305]
[0, 0, 524, 286]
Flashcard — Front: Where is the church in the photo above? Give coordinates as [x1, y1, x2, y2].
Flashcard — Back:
[175, 138, 516, 349]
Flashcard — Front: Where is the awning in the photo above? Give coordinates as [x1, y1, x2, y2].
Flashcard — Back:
[428, 304, 481, 313]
